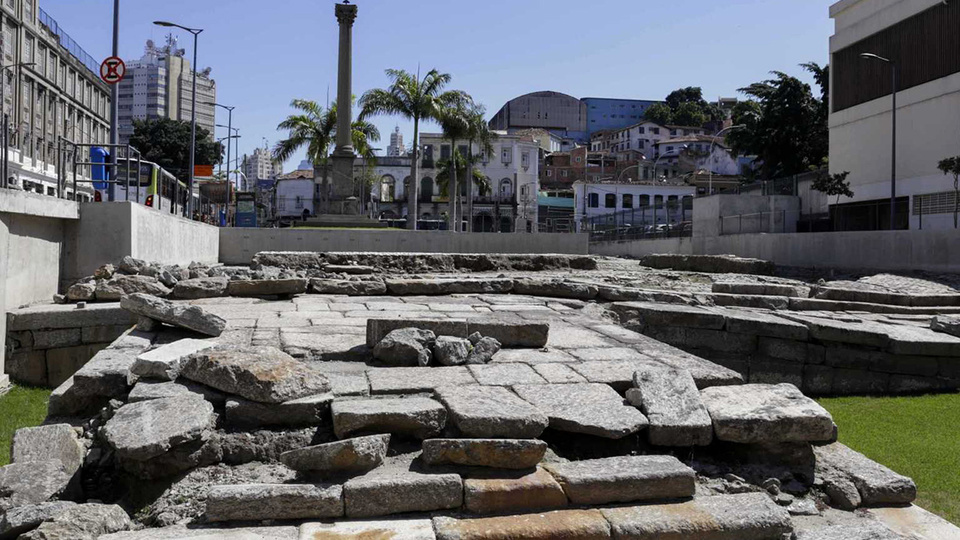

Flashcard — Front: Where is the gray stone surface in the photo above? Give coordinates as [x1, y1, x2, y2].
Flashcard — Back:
[433, 509, 611, 540]
[205, 484, 343, 522]
[300, 519, 435, 540]
[309, 278, 387, 296]
[97, 275, 172, 301]
[721, 308, 810, 340]
[467, 363, 546, 386]
[701, 383, 836, 444]
[374, 328, 436, 367]
[102, 396, 215, 461]
[343, 466, 463, 518]
[435, 385, 548, 438]
[513, 278, 599, 300]
[121, 293, 226, 336]
[127, 380, 227, 405]
[513, 383, 648, 439]
[712, 281, 810, 298]
[0, 501, 77, 540]
[66, 281, 96, 302]
[18, 503, 131, 540]
[532, 363, 587, 383]
[11, 424, 85, 475]
[367, 366, 477, 395]
[422, 438, 546, 469]
[570, 358, 668, 389]
[172, 277, 229, 300]
[101, 526, 297, 540]
[601, 492, 792, 540]
[280, 434, 389, 475]
[465, 337, 501, 365]
[332, 396, 447, 439]
[131, 338, 215, 381]
[434, 336, 471, 366]
[640, 253, 776, 274]
[931, 315, 960, 338]
[469, 321, 550, 348]
[386, 277, 514, 295]
[366, 318, 469, 347]
[543, 455, 695, 505]
[72, 348, 139, 400]
[225, 393, 333, 428]
[226, 278, 308, 297]
[462, 467, 568, 515]
[180, 346, 330, 403]
[615, 301, 726, 329]
[0, 461, 71, 511]
[814, 442, 917, 506]
[628, 368, 713, 446]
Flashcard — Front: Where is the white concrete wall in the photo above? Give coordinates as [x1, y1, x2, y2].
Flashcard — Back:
[220, 229, 589, 265]
[693, 194, 801, 237]
[590, 236, 693, 258]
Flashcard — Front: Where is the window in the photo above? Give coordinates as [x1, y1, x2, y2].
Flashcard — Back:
[561, 170, 568, 178]
[501, 147, 512, 163]
[588, 193, 599, 208]
[521, 151, 530, 168]
[670, 130, 677, 136]
[440, 145, 450, 160]
[654, 195, 664, 207]
[605, 194, 616, 208]
[622, 194, 633, 208]
[651, 128, 660, 135]
[639, 127, 645, 134]
[639, 195, 650, 207]
[575, 156, 582, 163]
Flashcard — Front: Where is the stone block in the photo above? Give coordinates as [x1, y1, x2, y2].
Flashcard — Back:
[435, 385, 548, 439]
[748, 357, 805, 388]
[121, 293, 226, 337]
[367, 318, 469, 347]
[132, 338, 216, 381]
[7, 303, 135, 331]
[712, 281, 809, 298]
[613, 301, 725, 329]
[532, 363, 586, 383]
[343, 467, 463, 518]
[570, 358, 668, 390]
[0, 501, 77, 539]
[814, 442, 916, 506]
[8, 350, 47, 387]
[467, 363, 547, 386]
[758, 337, 814, 364]
[802, 364, 835, 396]
[462, 468, 568, 515]
[0, 461, 71, 509]
[225, 393, 333, 429]
[205, 484, 342, 522]
[512, 278, 598, 300]
[830, 369, 889, 395]
[226, 278, 308, 297]
[433, 509, 611, 540]
[468, 321, 550, 348]
[422, 439, 546, 469]
[491, 349, 577, 364]
[722, 309, 810, 341]
[628, 367, 712, 447]
[386, 278, 514, 295]
[513, 383, 648, 439]
[31, 328, 81, 350]
[171, 277, 229, 300]
[72, 348, 139, 399]
[11, 424, 85, 475]
[127, 380, 227, 405]
[102, 396, 215, 461]
[300, 519, 434, 539]
[700, 383, 835, 444]
[544, 455, 695, 505]
[281, 434, 389, 475]
[19, 503, 131, 540]
[367, 366, 476, 395]
[81, 324, 132, 344]
[332, 396, 447, 439]
[601, 492, 792, 540]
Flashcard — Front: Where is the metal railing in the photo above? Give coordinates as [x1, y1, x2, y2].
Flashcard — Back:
[39, 8, 100, 77]
[719, 210, 787, 235]
[585, 200, 694, 242]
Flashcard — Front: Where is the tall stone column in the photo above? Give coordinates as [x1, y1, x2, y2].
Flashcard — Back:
[331, 1, 358, 213]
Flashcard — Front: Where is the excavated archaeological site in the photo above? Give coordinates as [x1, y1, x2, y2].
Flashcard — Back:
[4, 251, 960, 539]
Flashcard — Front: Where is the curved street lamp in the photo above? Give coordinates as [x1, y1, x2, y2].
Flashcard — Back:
[653, 145, 689, 183]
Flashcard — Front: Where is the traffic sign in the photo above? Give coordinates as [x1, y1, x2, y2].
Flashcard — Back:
[100, 56, 125, 84]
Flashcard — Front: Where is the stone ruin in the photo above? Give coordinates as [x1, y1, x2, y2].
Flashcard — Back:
[3, 251, 958, 539]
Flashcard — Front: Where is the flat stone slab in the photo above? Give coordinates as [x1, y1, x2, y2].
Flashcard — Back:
[281, 434, 390, 476]
[601, 492, 792, 540]
[467, 364, 547, 386]
[0, 461, 71, 510]
[127, 380, 226, 405]
[172, 277, 229, 300]
[332, 397, 447, 439]
[367, 366, 477, 395]
[543, 455, 695, 505]
[225, 393, 333, 429]
[343, 467, 462, 518]
[21, 502, 131, 540]
[513, 383, 648, 439]
[569, 358, 668, 390]
[468, 321, 550, 348]
[180, 346, 330, 404]
[226, 278, 308, 297]
[11, 424, 85, 475]
[700, 383, 835, 444]
[121, 293, 226, 336]
[463, 467, 567, 515]
[813, 442, 917, 506]
[435, 385, 548, 439]
[100, 525, 298, 539]
[300, 518, 435, 540]
[422, 439, 546, 469]
[132, 338, 216, 381]
[433, 509, 611, 540]
[721, 308, 810, 341]
[102, 396, 215, 461]
[386, 277, 514, 295]
[310, 278, 387, 296]
[931, 314, 960, 338]
[627, 368, 713, 447]
[492, 348, 577, 364]
[72, 348, 139, 400]
[713, 281, 810, 298]
[206, 484, 342, 522]
[0, 501, 77, 539]
[533, 363, 586, 383]
[614, 301, 726, 329]
[780, 314, 891, 348]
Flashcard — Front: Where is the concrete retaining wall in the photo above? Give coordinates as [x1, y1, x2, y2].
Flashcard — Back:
[590, 236, 692, 258]
[63, 202, 219, 282]
[219, 229, 590, 265]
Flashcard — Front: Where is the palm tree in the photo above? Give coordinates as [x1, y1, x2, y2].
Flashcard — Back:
[436, 100, 471, 231]
[463, 104, 497, 232]
[359, 68, 467, 230]
[437, 151, 490, 196]
[274, 99, 379, 214]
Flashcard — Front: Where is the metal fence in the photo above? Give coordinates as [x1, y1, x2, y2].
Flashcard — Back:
[586, 199, 693, 242]
[719, 210, 788, 235]
[39, 8, 101, 76]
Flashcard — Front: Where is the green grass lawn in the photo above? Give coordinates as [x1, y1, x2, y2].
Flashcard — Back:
[0, 385, 52, 466]
[819, 393, 960, 526]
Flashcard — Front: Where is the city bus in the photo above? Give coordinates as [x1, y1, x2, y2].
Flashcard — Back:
[93, 159, 188, 216]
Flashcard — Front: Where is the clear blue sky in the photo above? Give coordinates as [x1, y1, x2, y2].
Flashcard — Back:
[41, 0, 835, 172]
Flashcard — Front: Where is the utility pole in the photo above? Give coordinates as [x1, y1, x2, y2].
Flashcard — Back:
[108, 0, 119, 201]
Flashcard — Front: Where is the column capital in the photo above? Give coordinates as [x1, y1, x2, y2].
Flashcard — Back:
[335, 2, 358, 26]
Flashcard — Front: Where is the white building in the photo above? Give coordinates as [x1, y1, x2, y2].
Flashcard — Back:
[592, 121, 706, 155]
[387, 126, 405, 157]
[829, 0, 960, 230]
[652, 135, 740, 176]
[372, 131, 541, 232]
[573, 180, 695, 232]
[241, 147, 281, 192]
[273, 165, 315, 222]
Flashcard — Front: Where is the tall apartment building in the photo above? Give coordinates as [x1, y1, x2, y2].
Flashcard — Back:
[241, 146, 281, 191]
[387, 126, 405, 157]
[117, 36, 216, 144]
[1, 1, 111, 199]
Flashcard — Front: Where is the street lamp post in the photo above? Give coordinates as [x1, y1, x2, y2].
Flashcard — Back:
[206, 102, 234, 187]
[154, 21, 203, 218]
[0, 62, 34, 190]
[652, 145, 688, 184]
[709, 124, 745, 195]
[860, 52, 897, 230]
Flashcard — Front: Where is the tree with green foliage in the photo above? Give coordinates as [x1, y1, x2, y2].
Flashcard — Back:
[643, 86, 722, 128]
[462, 103, 497, 232]
[359, 68, 467, 230]
[937, 156, 960, 228]
[436, 99, 472, 231]
[129, 117, 222, 181]
[642, 102, 673, 126]
[812, 170, 853, 205]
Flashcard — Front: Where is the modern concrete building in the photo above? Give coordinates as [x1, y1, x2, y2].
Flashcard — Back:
[241, 146, 281, 192]
[117, 36, 216, 144]
[829, 0, 960, 230]
[582, 97, 658, 134]
[386, 125, 405, 157]
[1, 2, 111, 199]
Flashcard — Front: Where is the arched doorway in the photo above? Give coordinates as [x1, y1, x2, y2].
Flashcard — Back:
[380, 175, 396, 202]
[474, 211, 494, 232]
[401, 176, 411, 200]
[420, 177, 434, 202]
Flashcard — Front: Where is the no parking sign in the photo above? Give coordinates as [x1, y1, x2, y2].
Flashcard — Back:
[100, 56, 125, 84]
